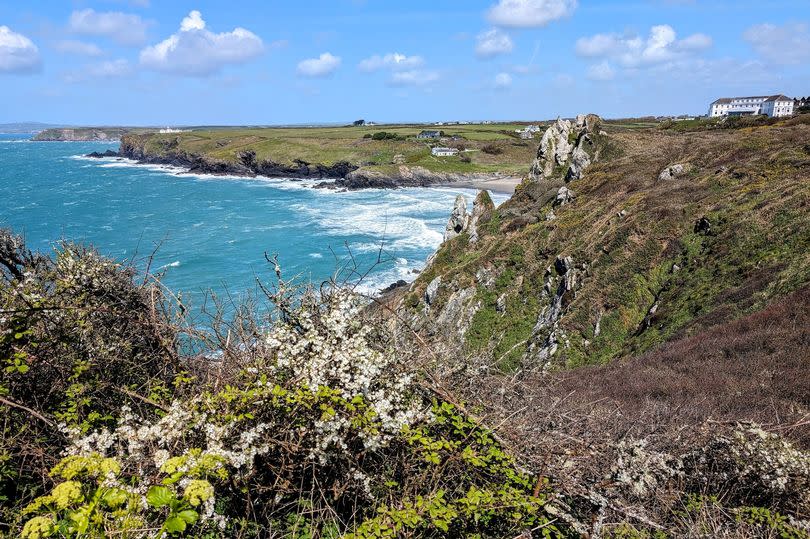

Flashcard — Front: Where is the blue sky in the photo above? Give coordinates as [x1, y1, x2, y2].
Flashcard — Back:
[1, 0, 809, 124]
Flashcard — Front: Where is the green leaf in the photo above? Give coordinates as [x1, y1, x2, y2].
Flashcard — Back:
[146, 485, 174, 508]
[164, 515, 187, 533]
[177, 509, 199, 524]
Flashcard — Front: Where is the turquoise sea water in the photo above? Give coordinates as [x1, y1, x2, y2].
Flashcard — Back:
[0, 134, 506, 310]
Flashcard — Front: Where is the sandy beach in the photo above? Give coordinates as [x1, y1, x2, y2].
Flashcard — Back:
[440, 175, 523, 195]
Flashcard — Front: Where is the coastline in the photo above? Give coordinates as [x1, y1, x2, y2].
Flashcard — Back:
[91, 141, 524, 193]
[437, 175, 522, 195]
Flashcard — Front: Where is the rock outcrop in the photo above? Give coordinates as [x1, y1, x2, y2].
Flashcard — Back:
[526, 256, 585, 365]
[444, 195, 468, 242]
[658, 163, 692, 181]
[530, 114, 602, 183]
[440, 190, 496, 243]
[399, 114, 607, 370]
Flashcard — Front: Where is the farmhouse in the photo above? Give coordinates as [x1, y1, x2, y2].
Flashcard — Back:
[431, 147, 458, 157]
[417, 130, 441, 139]
[708, 95, 794, 118]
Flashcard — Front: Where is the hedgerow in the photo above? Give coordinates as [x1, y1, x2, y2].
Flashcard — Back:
[1, 229, 564, 538]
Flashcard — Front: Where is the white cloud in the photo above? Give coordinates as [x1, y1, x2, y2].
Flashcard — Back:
[55, 40, 103, 57]
[63, 58, 133, 83]
[0, 26, 41, 74]
[576, 25, 712, 68]
[494, 72, 512, 88]
[358, 53, 423, 72]
[676, 33, 712, 51]
[140, 11, 264, 77]
[475, 28, 514, 59]
[743, 22, 810, 65]
[388, 69, 440, 86]
[68, 9, 149, 46]
[487, 0, 577, 28]
[587, 60, 615, 81]
[297, 52, 341, 77]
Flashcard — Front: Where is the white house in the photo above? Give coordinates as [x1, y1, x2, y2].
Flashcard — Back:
[760, 95, 794, 117]
[708, 95, 794, 118]
[431, 147, 458, 157]
[159, 127, 184, 133]
[515, 124, 541, 139]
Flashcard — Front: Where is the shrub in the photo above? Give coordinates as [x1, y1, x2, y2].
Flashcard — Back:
[369, 131, 403, 141]
[481, 144, 503, 155]
[0, 229, 182, 525]
[4, 243, 563, 537]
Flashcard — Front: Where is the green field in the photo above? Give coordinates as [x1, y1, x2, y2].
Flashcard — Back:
[134, 122, 547, 176]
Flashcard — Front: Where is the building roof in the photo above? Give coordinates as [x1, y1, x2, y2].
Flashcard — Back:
[764, 94, 791, 102]
[419, 130, 441, 135]
[712, 96, 774, 104]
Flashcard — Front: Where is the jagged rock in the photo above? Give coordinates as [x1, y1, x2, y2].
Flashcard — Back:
[694, 216, 712, 235]
[435, 287, 480, 339]
[425, 276, 442, 306]
[85, 149, 119, 158]
[530, 117, 573, 180]
[545, 209, 556, 221]
[468, 191, 495, 243]
[555, 255, 574, 276]
[444, 194, 469, 241]
[658, 163, 691, 181]
[475, 266, 496, 289]
[530, 114, 602, 182]
[528, 256, 583, 365]
[554, 186, 575, 207]
[496, 293, 507, 313]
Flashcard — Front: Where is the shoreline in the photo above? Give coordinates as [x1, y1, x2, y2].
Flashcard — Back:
[88, 148, 523, 194]
[437, 176, 522, 195]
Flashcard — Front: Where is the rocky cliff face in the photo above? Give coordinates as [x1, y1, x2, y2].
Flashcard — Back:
[392, 114, 810, 372]
[117, 136, 358, 179]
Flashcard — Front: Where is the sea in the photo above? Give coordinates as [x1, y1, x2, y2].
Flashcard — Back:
[0, 134, 507, 314]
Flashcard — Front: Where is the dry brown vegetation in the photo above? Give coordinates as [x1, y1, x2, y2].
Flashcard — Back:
[435, 285, 810, 535]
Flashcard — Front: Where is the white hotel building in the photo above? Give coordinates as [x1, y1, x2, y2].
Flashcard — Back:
[709, 95, 794, 118]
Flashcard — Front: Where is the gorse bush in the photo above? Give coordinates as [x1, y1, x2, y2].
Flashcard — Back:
[1, 229, 563, 537]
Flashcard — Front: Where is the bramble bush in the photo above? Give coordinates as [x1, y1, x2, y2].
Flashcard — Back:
[2, 230, 563, 537]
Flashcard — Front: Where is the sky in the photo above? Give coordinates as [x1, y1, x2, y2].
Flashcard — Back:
[1, 0, 809, 125]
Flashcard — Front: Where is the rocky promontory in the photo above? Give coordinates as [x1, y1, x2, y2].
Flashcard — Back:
[91, 134, 522, 190]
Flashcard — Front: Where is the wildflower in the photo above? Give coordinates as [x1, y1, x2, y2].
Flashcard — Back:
[21, 515, 55, 539]
[184, 479, 215, 507]
[51, 481, 84, 509]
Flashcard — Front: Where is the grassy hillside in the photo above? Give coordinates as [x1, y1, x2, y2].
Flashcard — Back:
[400, 114, 810, 370]
[124, 123, 547, 176]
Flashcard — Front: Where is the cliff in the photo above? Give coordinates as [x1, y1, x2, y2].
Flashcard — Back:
[33, 127, 141, 141]
[118, 134, 358, 179]
[103, 124, 536, 188]
[395, 113, 810, 371]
